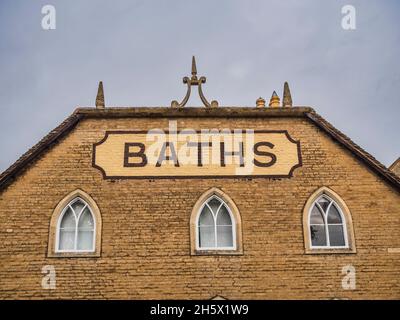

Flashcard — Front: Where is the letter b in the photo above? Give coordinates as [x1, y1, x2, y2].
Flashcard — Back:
[124, 143, 148, 167]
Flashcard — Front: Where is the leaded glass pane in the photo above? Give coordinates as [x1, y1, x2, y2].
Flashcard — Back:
[328, 224, 346, 246]
[317, 197, 330, 212]
[78, 208, 94, 230]
[310, 225, 327, 246]
[199, 206, 214, 226]
[59, 230, 75, 250]
[216, 206, 232, 226]
[71, 199, 85, 216]
[327, 204, 342, 224]
[60, 208, 75, 229]
[199, 226, 215, 247]
[310, 205, 325, 224]
[77, 230, 94, 250]
[217, 226, 233, 247]
[208, 198, 221, 214]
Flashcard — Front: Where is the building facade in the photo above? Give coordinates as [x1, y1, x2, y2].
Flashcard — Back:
[0, 65, 399, 299]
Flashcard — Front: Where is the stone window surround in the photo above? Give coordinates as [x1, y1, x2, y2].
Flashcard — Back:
[302, 186, 356, 254]
[48, 189, 102, 258]
[190, 187, 244, 256]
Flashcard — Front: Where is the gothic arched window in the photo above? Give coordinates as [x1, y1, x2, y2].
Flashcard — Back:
[303, 187, 356, 253]
[57, 198, 96, 252]
[309, 195, 347, 247]
[48, 189, 102, 257]
[190, 188, 243, 255]
[197, 196, 235, 249]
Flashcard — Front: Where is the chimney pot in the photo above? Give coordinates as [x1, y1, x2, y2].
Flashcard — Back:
[256, 97, 266, 108]
[269, 91, 280, 107]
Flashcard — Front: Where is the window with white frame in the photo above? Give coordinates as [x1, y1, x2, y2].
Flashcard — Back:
[309, 195, 348, 248]
[56, 197, 95, 252]
[197, 196, 235, 250]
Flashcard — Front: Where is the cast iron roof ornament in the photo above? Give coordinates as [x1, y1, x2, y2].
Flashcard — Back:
[171, 56, 219, 108]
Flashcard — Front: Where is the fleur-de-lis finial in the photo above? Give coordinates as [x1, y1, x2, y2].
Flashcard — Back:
[171, 56, 219, 108]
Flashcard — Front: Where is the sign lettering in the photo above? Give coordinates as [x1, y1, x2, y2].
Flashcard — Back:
[92, 129, 301, 179]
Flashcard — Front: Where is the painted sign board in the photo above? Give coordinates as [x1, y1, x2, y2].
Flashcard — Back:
[93, 129, 301, 179]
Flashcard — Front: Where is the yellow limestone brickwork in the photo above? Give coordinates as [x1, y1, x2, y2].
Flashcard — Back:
[0, 112, 399, 299]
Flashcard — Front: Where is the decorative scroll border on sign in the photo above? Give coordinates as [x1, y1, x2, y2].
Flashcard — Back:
[92, 130, 302, 179]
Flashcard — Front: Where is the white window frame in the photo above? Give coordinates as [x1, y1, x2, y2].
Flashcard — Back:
[195, 195, 236, 251]
[308, 194, 349, 249]
[55, 197, 96, 253]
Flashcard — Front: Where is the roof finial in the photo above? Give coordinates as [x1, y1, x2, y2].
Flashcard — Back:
[256, 97, 266, 108]
[283, 82, 292, 107]
[269, 91, 280, 107]
[95, 81, 105, 109]
[191, 56, 197, 80]
[171, 56, 219, 108]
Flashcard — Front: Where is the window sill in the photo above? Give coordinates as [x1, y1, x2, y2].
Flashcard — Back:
[191, 249, 243, 256]
[305, 248, 356, 254]
[47, 252, 101, 258]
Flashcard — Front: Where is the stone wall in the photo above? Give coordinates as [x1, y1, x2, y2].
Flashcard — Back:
[0, 113, 399, 299]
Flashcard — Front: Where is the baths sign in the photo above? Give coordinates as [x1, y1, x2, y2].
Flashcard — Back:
[92, 123, 301, 179]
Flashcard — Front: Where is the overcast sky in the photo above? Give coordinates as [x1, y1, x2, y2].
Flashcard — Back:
[0, 0, 399, 173]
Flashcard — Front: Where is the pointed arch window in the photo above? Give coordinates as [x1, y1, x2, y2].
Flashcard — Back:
[309, 195, 347, 248]
[303, 187, 356, 253]
[190, 188, 243, 255]
[48, 189, 102, 257]
[198, 196, 235, 249]
[57, 198, 95, 252]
